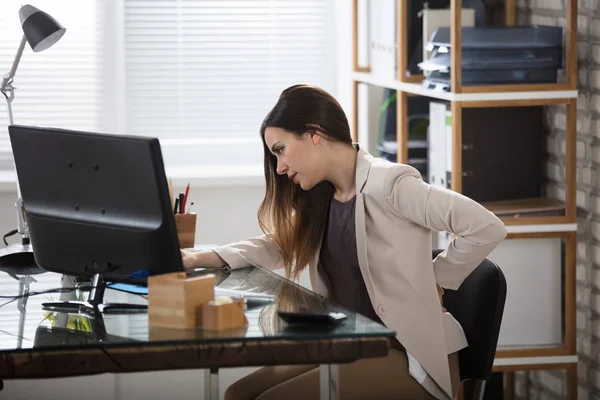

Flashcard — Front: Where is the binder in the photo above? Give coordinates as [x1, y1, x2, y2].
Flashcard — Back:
[460, 106, 545, 202]
[428, 101, 452, 250]
[369, 0, 397, 79]
[428, 101, 451, 189]
[429, 103, 545, 203]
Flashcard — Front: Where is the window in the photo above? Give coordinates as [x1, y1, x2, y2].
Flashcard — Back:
[0, 0, 334, 172]
[122, 0, 335, 169]
[0, 0, 104, 171]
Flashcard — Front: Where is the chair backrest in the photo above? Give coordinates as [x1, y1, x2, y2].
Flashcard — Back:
[433, 250, 507, 382]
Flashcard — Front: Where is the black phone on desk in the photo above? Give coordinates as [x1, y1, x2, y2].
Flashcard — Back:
[278, 311, 347, 326]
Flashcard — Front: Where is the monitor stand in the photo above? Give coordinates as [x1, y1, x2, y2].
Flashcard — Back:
[42, 273, 148, 315]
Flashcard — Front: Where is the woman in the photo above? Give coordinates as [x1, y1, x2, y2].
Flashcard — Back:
[181, 84, 506, 399]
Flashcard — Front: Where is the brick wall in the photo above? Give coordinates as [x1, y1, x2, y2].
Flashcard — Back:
[514, 0, 600, 399]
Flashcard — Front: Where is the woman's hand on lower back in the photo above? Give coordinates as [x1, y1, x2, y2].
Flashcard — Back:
[437, 283, 447, 313]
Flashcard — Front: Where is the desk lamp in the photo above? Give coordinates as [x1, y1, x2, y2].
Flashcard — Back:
[0, 4, 66, 271]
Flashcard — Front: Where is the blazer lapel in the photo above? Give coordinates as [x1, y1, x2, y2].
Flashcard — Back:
[355, 192, 376, 301]
[355, 146, 372, 192]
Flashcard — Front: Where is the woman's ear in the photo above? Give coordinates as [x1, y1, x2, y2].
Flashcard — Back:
[310, 131, 321, 145]
[306, 124, 324, 145]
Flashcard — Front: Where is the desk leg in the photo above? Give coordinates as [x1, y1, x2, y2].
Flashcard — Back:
[205, 368, 219, 400]
[319, 364, 339, 400]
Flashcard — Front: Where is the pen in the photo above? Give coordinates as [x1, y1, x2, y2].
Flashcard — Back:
[178, 193, 185, 214]
[182, 183, 190, 213]
[168, 177, 174, 207]
[173, 197, 180, 214]
[186, 202, 194, 214]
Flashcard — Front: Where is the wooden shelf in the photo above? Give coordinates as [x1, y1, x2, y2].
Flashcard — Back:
[480, 197, 577, 228]
[493, 354, 578, 372]
[482, 197, 564, 218]
[496, 344, 572, 358]
[504, 223, 577, 235]
[352, 72, 578, 104]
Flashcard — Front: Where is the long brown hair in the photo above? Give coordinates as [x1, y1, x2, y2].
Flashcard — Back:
[258, 84, 353, 281]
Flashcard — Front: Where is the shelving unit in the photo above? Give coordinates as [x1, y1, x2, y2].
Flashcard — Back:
[351, 0, 579, 398]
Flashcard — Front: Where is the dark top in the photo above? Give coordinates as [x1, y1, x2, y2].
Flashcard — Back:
[319, 196, 383, 324]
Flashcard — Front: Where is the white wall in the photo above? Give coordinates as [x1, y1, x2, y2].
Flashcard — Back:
[182, 185, 265, 247]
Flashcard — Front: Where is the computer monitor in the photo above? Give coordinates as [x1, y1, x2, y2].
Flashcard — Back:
[8, 124, 185, 314]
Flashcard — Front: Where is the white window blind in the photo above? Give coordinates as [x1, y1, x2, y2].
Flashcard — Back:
[123, 0, 334, 168]
[0, 0, 105, 170]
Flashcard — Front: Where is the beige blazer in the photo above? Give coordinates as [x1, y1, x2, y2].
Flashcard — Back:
[214, 147, 507, 399]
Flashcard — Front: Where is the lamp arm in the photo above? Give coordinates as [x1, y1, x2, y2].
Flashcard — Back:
[1, 35, 27, 95]
[0, 34, 29, 243]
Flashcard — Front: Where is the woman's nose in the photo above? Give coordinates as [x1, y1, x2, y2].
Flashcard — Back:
[276, 159, 287, 175]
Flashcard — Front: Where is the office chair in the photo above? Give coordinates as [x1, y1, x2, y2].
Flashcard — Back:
[433, 250, 507, 400]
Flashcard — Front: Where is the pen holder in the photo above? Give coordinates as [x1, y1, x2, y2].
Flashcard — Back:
[202, 297, 248, 331]
[148, 272, 215, 329]
[175, 212, 197, 249]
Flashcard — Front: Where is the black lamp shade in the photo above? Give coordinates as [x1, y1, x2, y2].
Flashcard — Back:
[19, 5, 66, 53]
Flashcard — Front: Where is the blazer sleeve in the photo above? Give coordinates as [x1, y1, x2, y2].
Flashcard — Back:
[212, 234, 285, 271]
[384, 165, 507, 290]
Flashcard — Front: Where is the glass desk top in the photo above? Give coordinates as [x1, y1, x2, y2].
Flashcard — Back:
[0, 265, 396, 354]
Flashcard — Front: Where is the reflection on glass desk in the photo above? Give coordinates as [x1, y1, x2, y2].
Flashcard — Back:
[0, 265, 394, 353]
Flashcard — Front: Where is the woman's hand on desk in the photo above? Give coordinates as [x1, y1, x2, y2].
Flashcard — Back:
[181, 249, 228, 270]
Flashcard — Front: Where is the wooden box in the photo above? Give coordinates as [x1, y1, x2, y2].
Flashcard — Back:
[148, 272, 215, 329]
[202, 297, 248, 331]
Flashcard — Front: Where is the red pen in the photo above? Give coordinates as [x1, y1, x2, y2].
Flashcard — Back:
[181, 183, 190, 213]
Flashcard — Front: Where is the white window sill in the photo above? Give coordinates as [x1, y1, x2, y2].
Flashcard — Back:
[166, 165, 265, 188]
[0, 165, 265, 193]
